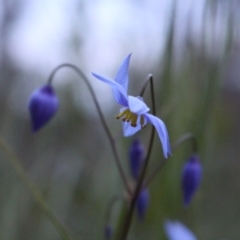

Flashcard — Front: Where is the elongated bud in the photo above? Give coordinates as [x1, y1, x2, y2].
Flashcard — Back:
[29, 84, 58, 131]
[136, 188, 150, 221]
[182, 154, 202, 206]
[129, 139, 145, 180]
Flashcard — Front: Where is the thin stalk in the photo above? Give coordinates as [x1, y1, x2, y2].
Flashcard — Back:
[144, 133, 198, 188]
[47, 64, 131, 195]
[104, 195, 125, 240]
[0, 135, 73, 240]
[118, 75, 156, 240]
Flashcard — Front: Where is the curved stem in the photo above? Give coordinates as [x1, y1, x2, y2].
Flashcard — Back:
[119, 74, 156, 240]
[144, 133, 198, 188]
[0, 135, 73, 240]
[48, 64, 131, 195]
[139, 74, 153, 98]
[172, 133, 198, 152]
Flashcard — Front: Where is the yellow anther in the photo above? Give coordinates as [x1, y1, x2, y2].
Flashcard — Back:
[130, 113, 138, 127]
[125, 110, 132, 122]
[116, 109, 128, 119]
[116, 108, 139, 128]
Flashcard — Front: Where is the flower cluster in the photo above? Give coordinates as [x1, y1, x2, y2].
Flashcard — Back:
[28, 54, 204, 240]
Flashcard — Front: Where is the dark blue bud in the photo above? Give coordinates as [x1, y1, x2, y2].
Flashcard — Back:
[104, 224, 113, 240]
[129, 139, 145, 180]
[29, 85, 58, 132]
[136, 188, 150, 221]
[182, 154, 202, 207]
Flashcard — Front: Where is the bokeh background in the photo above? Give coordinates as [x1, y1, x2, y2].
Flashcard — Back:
[0, 0, 240, 239]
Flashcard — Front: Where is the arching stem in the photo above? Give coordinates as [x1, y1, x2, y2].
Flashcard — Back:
[48, 64, 132, 196]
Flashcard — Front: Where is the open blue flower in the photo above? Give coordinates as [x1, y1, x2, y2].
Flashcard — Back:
[92, 54, 171, 158]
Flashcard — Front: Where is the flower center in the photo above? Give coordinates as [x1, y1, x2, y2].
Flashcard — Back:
[116, 109, 145, 128]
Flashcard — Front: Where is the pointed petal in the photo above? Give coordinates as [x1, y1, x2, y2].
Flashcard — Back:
[114, 54, 131, 92]
[92, 73, 128, 107]
[164, 220, 197, 240]
[128, 96, 149, 114]
[144, 113, 171, 158]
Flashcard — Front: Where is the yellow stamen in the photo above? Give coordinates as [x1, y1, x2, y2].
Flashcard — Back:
[116, 108, 139, 128]
[131, 114, 138, 127]
[125, 110, 132, 122]
[116, 109, 128, 119]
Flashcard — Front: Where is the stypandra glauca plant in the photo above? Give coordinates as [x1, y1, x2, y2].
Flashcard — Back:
[28, 54, 202, 240]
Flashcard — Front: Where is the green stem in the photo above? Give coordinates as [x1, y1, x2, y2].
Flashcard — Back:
[0, 134, 73, 240]
[118, 75, 156, 240]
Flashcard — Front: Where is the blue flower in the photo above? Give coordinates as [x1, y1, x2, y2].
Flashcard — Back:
[164, 220, 197, 240]
[182, 154, 202, 206]
[29, 84, 59, 131]
[129, 139, 145, 180]
[92, 54, 171, 158]
[136, 188, 150, 221]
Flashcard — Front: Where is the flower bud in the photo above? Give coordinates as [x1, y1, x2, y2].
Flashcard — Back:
[129, 139, 145, 180]
[136, 188, 150, 221]
[182, 154, 202, 206]
[29, 85, 58, 131]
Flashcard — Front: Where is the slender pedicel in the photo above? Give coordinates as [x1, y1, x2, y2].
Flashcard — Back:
[31, 63, 132, 195]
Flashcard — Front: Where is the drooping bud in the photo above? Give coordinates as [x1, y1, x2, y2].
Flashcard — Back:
[164, 220, 197, 240]
[29, 84, 58, 131]
[104, 224, 113, 240]
[136, 188, 150, 221]
[182, 154, 202, 207]
[129, 139, 145, 180]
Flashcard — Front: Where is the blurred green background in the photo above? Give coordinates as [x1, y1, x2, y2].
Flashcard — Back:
[0, 0, 239, 239]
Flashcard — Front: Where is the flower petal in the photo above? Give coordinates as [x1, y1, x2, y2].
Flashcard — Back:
[114, 54, 131, 92]
[128, 96, 149, 114]
[122, 113, 147, 137]
[164, 220, 197, 240]
[92, 73, 128, 107]
[144, 113, 171, 158]
[122, 121, 141, 137]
